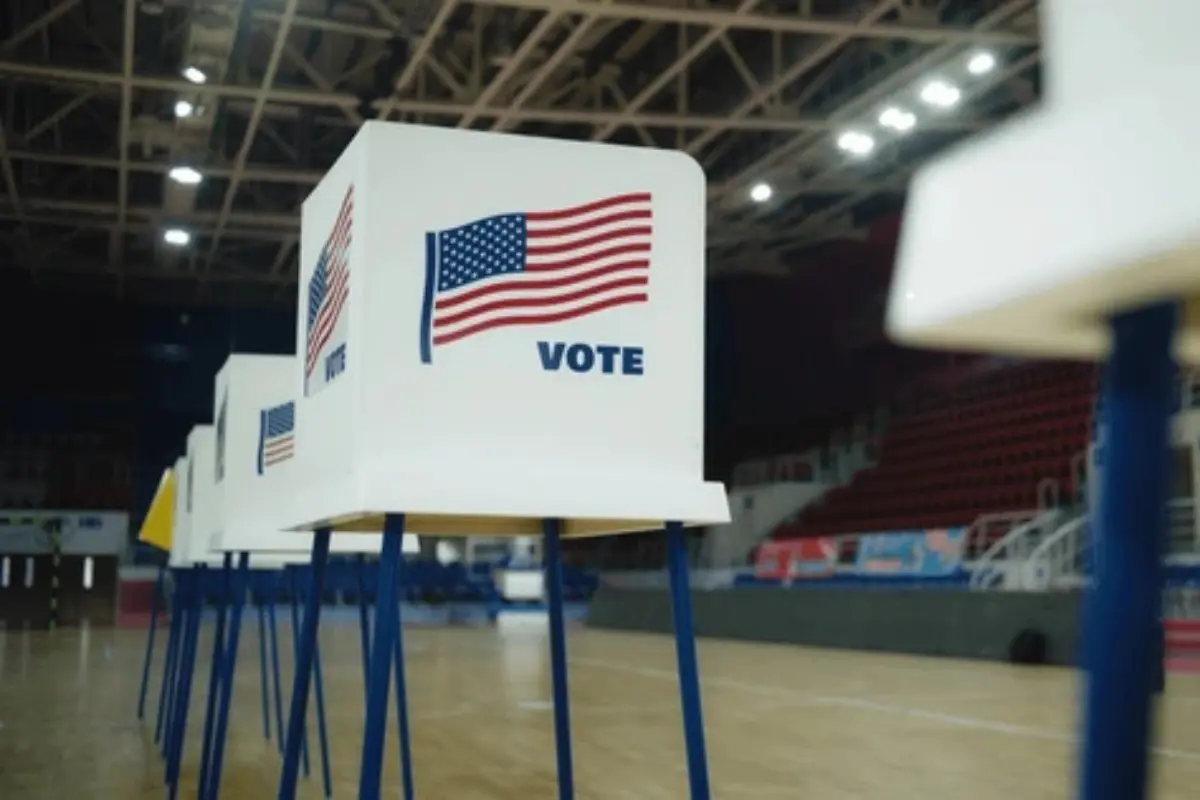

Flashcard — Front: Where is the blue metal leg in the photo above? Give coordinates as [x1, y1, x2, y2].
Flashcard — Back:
[358, 553, 371, 693]
[288, 573, 313, 779]
[543, 517, 575, 800]
[278, 530, 332, 800]
[268, 587, 286, 757]
[666, 521, 711, 800]
[207, 552, 252, 800]
[296, 569, 334, 799]
[358, 515, 406, 800]
[155, 570, 182, 747]
[1080, 303, 1175, 800]
[313, 637, 334, 799]
[166, 566, 206, 798]
[199, 554, 233, 800]
[393, 548, 415, 800]
[258, 595, 271, 741]
[162, 568, 194, 763]
[137, 566, 165, 720]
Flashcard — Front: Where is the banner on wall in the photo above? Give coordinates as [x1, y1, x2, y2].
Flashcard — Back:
[754, 537, 838, 580]
[855, 528, 967, 576]
[0, 510, 129, 555]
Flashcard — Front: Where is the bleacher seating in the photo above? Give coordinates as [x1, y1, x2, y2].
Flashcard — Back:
[0, 431, 133, 511]
[775, 361, 1096, 540]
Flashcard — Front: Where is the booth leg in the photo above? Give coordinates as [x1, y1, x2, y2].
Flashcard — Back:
[358, 553, 371, 692]
[278, 529, 332, 800]
[393, 549, 416, 800]
[166, 567, 206, 798]
[358, 515, 406, 800]
[162, 568, 195, 765]
[155, 570, 182, 747]
[199, 554, 233, 800]
[207, 553, 251, 800]
[1080, 303, 1175, 800]
[666, 521, 711, 800]
[313, 639, 334, 799]
[288, 574, 313, 779]
[137, 565, 165, 720]
[267, 586, 286, 756]
[543, 518, 575, 800]
[258, 597, 271, 741]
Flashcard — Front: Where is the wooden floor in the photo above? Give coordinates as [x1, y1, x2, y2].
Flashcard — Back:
[1, 622, 1199, 799]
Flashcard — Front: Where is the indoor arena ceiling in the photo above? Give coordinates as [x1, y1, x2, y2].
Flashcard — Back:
[0, 0, 1041, 304]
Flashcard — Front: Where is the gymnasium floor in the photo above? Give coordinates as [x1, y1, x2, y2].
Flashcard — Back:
[1, 623, 1198, 799]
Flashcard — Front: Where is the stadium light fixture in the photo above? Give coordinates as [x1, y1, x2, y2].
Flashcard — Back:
[163, 228, 191, 247]
[749, 182, 773, 203]
[174, 99, 194, 118]
[168, 165, 203, 186]
[878, 106, 917, 133]
[836, 130, 875, 157]
[182, 66, 207, 85]
[967, 51, 997, 76]
[919, 79, 962, 109]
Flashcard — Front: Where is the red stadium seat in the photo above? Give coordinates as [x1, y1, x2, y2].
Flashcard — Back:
[774, 362, 1096, 541]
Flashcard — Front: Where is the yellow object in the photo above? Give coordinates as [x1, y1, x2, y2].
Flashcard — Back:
[138, 468, 176, 552]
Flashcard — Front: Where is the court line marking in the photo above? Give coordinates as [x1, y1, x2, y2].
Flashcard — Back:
[567, 655, 1200, 763]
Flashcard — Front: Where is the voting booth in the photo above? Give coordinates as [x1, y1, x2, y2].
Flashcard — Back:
[169, 455, 192, 569]
[211, 353, 382, 554]
[269, 120, 728, 800]
[155, 423, 340, 800]
[283, 120, 728, 537]
[887, 2, 1200, 798]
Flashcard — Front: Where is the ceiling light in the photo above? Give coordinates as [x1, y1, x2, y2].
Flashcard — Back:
[749, 182, 773, 203]
[163, 228, 191, 247]
[878, 106, 917, 133]
[168, 165, 203, 186]
[919, 79, 962, 109]
[174, 99, 194, 118]
[967, 51, 997, 76]
[182, 66, 207, 85]
[836, 130, 875, 157]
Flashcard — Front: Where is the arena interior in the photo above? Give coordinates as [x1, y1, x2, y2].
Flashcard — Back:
[0, 0, 1198, 798]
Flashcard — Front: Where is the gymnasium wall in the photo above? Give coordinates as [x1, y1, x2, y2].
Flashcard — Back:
[588, 586, 1081, 665]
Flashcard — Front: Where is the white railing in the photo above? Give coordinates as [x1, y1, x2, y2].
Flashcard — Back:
[1025, 514, 1089, 591]
[963, 510, 1039, 560]
[968, 508, 1065, 590]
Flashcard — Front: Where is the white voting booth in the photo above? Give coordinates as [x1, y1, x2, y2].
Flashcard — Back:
[887, 2, 1200, 798]
[279, 120, 728, 537]
[268, 120, 729, 800]
[211, 353, 384, 555]
[172, 425, 312, 569]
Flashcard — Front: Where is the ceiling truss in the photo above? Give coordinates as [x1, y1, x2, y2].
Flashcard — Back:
[0, 0, 1041, 303]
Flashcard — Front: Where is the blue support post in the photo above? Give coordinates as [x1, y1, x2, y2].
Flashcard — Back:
[393, 548, 415, 800]
[207, 552, 252, 800]
[278, 529, 332, 800]
[166, 566, 206, 798]
[258, 593, 272, 741]
[137, 565, 165, 720]
[1080, 303, 1176, 800]
[198, 554, 233, 800]
[161, 567, 194, 761]
[358, 514, 406, 800]
[155, 569, 183, 747]
[267, 579, 286, 757]
[666, 521, 711, 800]
[358, 553, 371, 692]
[287, 570, 313, 779]
[293, 569, 333, 799]
[542, 517, 575, 800]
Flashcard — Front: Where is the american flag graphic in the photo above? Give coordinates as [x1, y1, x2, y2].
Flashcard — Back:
[305, 186, 353, 388]
[257, 401, 295, 475]
[418, 192, 652, 363]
